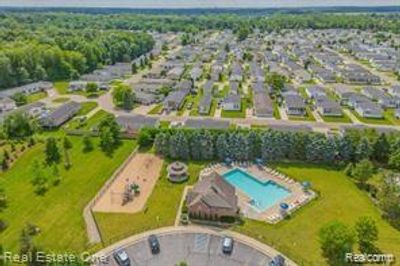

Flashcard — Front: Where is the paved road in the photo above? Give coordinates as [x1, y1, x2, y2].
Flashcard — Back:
[93, 226, 297, 266]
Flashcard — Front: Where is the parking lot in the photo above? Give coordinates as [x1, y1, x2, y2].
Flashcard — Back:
[99, 232, 272, 266]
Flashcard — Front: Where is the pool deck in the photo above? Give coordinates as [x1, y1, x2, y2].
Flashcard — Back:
[200, 162, 316, 223]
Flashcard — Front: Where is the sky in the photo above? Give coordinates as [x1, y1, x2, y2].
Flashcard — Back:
[0, 0, 399, 8]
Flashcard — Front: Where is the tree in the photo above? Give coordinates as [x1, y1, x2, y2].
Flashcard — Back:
[237, 26, 251, 41]
[3, 112, 36, 139]
[319, 221, 355, 266]
[86, 82, 98, 93]
[45, 138, 60, 164]
[52, 164, 62, 186]
[388, 150, 400, 170]
[1, 158, 8, 171]
[11, 92, 28, 106]
[98, 116, 121, 155]
[372, 133, 390, 163]
[112, 83, 135, 110]
[351, 159, 374, 186]
[131, 62, 138, 74]
[378, 173, 400, 229]
[82, 134, 93, 152]
[355, 137, 372, 161]
[31, 160, 49, 195]
[265, 72, 286, 93]
[63, 137, 73, 150]
[355, 216, 378, 253]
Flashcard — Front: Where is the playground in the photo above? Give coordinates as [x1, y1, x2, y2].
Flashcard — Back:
[92, 153, 163, 213]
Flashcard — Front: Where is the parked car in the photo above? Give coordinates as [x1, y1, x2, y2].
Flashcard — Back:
[222, 236, 234, 254]
[113, 248, 131, 266]
[148, 234, 160, 254]
[268, 255, 286, 266]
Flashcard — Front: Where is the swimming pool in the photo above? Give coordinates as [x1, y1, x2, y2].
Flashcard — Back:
[223, 168, 291, 212]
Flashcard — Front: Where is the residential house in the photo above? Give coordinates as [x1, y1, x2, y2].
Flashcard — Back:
[305, 85, 326, 99]
[198, 94, 212, 115]
[0, 97, 16, 112]
[0, 81, 52, 97]
[229, 82, 239, 95]
[283, 93, 306, 116]
[40, 101, 81, 128]
[163, 89, 190, 111]
[253, 91, 273, 117]
[223, 95, 241, 111]
[116, 115, 159, 134]
[354, 101, 383, 118]
[332, 85, 355, 106]
[314, 96, 342, 117]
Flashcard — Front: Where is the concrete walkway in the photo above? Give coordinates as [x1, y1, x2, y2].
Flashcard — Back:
[343, 109, 363, 124]
[278, 107, 288, 120]
[312, 110, 324, 123]
[93, 226, 298, 266]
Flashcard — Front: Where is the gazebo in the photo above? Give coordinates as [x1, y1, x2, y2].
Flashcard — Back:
[167, 161, 189, 183]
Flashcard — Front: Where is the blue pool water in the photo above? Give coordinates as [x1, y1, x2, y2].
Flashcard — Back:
[223, 168, 291, 212]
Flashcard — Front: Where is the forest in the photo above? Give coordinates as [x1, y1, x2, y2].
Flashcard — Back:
[0, 16, 155, 89]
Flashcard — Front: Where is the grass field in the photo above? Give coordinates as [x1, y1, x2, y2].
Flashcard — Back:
[64, 110, 112, 131]
[94, 160, 206, 246]
[148, 104, 163, 115]
[27, 91, 47, 103]
[52, 97, 70, 103]
[234, 162, 400, 266]
[0, 136, 137, 252]
[321, 113, 352, 123]
[53, 81, 105, 98]
[383, 109, 400, 126]
[77, 102, 98, 116]
[54, 81, 69, 94]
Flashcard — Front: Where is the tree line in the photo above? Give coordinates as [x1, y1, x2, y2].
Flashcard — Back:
[139, 127, 400, 167]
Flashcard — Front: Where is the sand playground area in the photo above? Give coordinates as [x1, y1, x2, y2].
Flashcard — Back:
[92, 153, 163, 213]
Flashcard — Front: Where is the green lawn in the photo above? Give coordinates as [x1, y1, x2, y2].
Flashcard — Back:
[159, 121, 171, 129]
[221, 99, 247, 118]
[52, 97, 70, 103]
[94, 160, 206, 246]
[273, 101, 281, 119]
[148, 104, 163, 115]
[54, 81, 69, 94]
[53, 81, 105, 98]
[77, 102, 98, 116]
[27, 91, 47, 103]
[234, 162, 400, 266]
[350, 109, 393, 125]
[65, 110, 112, 131]
[321, 113, 352, 123]
[383, 109, 400, 126]
[0, 136, 137, 252]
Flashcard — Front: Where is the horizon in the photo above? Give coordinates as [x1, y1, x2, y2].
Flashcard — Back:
[1, 0, 400, 9]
